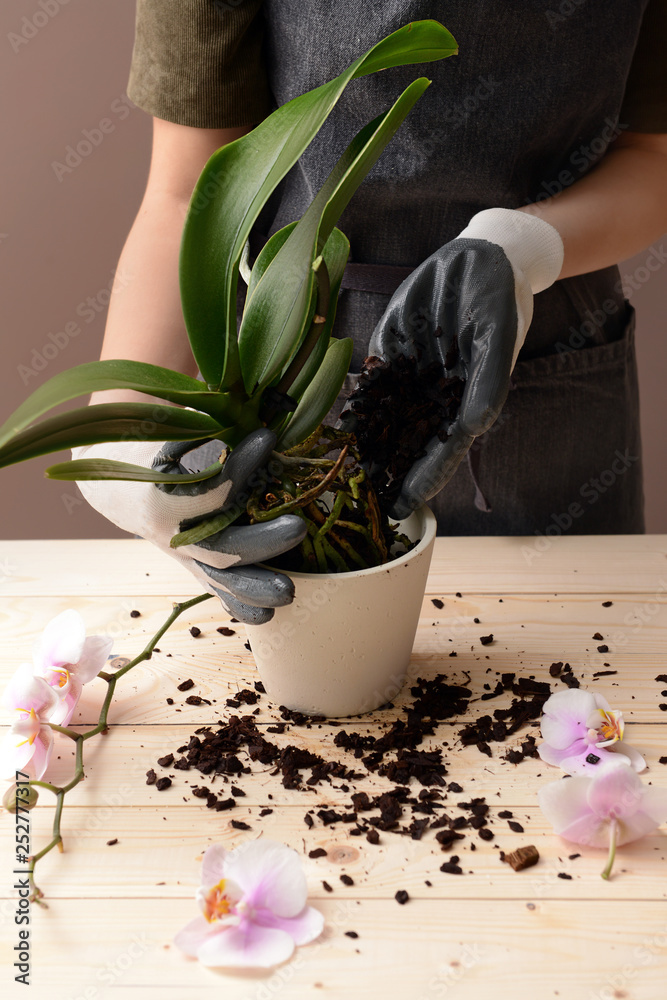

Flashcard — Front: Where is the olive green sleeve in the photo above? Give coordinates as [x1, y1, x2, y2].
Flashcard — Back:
[619, 0, 667, 133]
[126, 0, 274, 129]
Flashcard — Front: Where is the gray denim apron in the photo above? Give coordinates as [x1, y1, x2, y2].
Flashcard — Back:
[247, 0, 648, 535]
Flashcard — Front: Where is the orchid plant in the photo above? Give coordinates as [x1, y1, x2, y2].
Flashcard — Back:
[2, 600, 324, 972]
[1, 610, 113, 780]
[2, 594, 213, 904]
[0, 21, 458, 570]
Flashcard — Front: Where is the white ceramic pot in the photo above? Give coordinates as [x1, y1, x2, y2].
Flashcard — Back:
[245, 504, 437, 718]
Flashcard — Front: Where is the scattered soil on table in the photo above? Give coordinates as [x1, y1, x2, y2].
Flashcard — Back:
[149, 652, 586, 879]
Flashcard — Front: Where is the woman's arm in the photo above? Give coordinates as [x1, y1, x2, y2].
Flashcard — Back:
[518, 130, 667, 280]
[91, 116, 253, 405]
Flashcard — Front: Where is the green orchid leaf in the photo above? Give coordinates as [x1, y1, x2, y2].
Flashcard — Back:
[283, 227, 350, 403]
[44, 457, 225, 483]
[179, 20, 457, 391]
[169, 508, 241, 550]
[238, 77, 429, 395]
[245, 222, 298, 300]
[240, 222, 320, 400]
[0, 403, 224, 469]
[277, 338, 353, 450]
[0, 360, 236, 453]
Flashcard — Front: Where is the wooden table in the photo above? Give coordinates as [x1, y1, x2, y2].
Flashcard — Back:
[1, 536, 667, 1000]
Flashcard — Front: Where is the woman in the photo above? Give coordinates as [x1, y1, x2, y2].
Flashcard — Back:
[76, 1, 667, 621]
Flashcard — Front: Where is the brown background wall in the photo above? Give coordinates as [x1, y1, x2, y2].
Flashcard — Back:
[1, 3, 664, 539]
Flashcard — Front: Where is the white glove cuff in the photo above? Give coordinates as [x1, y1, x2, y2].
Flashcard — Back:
[457, 208, 564, 294]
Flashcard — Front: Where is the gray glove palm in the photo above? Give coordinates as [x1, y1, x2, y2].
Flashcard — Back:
[341, 208, 564, 518]
[73, 429, 306, 624]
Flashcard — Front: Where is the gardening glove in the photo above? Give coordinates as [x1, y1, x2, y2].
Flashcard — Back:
[340, 208, 564, 518]
[72, 429, 307, 625]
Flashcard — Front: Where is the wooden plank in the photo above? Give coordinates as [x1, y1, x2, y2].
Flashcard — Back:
[1, 594, 665, 727]
[0, 535, 666, 596]
[1, 723, 663, 810]
[6, 898, 667, 1000]
[1, 538, 666, 1000]
[2, 805, 666, 902]
[2, 590, 667, 659]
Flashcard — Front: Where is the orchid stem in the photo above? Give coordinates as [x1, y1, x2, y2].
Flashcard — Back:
[601, 819, 618, 880]
[25, 592, 213, 904]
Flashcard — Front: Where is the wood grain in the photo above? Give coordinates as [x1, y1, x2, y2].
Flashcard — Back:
[1, 535, 666, 1000]
[1, 805, 666, 901]
[0, 534, 666, 596]
[6, 899, 667, 1000]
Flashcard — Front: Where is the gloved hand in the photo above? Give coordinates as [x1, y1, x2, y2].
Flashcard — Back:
[72, 429, 307, 624]
[340, 208, 564, 518]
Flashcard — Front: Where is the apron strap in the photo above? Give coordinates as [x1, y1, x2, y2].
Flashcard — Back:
[248, 232, 414, 295]
[340, 262, 414, 294]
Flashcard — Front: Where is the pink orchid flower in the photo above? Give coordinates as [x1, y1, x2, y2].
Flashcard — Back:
[538, 688, 645, 775]
[0, 668, 60, 780]
[174, 840, 324, 968]
[31, 609, 112, 726]
[538, 762, 667, 879]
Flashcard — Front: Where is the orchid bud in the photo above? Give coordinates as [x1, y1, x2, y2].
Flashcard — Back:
[3, 783, 39, 812]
